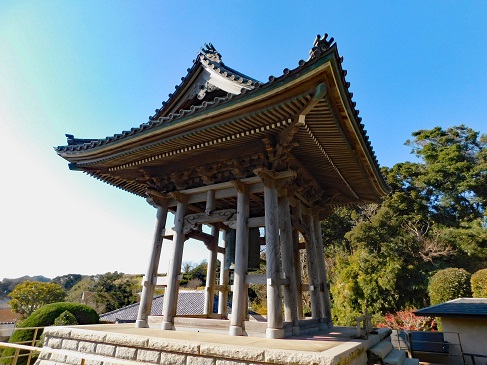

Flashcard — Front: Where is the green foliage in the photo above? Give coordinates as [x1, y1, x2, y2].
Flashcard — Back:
[180, 261, 208, 287]
[0, 276, 50, 301]
[428, 268, 472, 305]
[66, 277, 95, 302]
[1, 302, 98, 365]
[90, 272, 139, 313]
[471, 268, 487, 297]
[65, 272, 140, 313]
[51, 274, 83, 291]
[323, 125, 487, 325]
[8, 281, 67, 318]
[405, 125, 487, 225]
[14, 302, 98, 329]
[53, 310, 78, 326]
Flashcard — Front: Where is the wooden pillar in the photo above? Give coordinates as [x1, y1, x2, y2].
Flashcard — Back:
[161, 196, 187, 330]
[204, 224, 219, 316]
[229, 182, 249, 336]
[204, 190, 218, 316]
[278, 194, 300, 335]
[292, 228, 304, 320]
[136, 202, 168, 328]
[304, 213, 322, 324]
[218, 227, 229, 317]
[313, 214, 333, 327]
[264, 178, 284, 339]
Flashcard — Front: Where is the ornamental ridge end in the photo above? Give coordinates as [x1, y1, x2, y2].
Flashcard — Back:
[308, 33, 335, 60]
[200, 43, 221, 63]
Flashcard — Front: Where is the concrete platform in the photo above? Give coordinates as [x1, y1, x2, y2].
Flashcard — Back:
[36, 323, 387, 365]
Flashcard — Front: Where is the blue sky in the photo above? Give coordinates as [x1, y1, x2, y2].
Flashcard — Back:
[1, 1, 486, 280]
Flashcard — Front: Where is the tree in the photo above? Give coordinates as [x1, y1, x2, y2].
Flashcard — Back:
[405, 125, 487, 225]
[0, 276, 50, 301]
[64, 272, 140, 313]
[324, 125, 487, 325]
[8, 281, 67, 318]
[90, 272, 140, 313]
[66, 276, 95, 303]
[180, 261, 207, 287]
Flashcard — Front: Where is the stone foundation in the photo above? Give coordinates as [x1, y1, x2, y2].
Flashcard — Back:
[34, 325, 390, 365]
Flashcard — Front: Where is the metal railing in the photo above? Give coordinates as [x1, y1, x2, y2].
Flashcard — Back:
[0, 326, 46, 365]
[0, 342, 43, 365]
[390, 330, 467, 365]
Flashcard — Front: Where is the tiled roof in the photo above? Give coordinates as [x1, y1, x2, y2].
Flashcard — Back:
[414, 298, 487, 318]
[99, 290, 229, 323]
[55, 34, 377, 169]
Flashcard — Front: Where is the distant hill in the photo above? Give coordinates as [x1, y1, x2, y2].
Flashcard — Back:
[0, 275, 51, 301]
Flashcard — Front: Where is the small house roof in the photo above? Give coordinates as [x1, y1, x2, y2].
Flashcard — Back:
[100, 290, 227, 323]
[414, 298, 487, 318]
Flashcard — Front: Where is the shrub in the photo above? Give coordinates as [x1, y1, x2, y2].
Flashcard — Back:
[376, 309, 436, 331]
[471, 268, 487, 298]
[53, 310, 78, 326]
[1, 302, 98, 365]
[428, 268, 472, 305]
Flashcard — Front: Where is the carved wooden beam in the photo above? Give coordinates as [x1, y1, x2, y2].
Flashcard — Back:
[254, 167, 297, 190]
[227, 159, 247, 179]
[183, 209, 237, 234]
[170, 190, 188, 204]
[146, 187, 170, 208]
[298, 82, 328, 116]
[231, 179, 248, 194]
[170, 171, 191, 190]
[290, 214, 311, 243]
[187, 230, 216, 250]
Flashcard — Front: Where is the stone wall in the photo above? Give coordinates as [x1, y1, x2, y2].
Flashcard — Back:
[35, 327, 369, 365]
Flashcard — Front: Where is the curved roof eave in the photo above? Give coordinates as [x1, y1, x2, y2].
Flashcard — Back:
[55, 36, 390, 196]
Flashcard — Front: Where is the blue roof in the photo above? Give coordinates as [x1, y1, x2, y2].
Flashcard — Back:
[414, 298, 487, 318]
[100, 290, 229, 323]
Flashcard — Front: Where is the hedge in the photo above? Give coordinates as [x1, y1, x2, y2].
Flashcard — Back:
[471, 268, 487, 298]
[1, 302, 99, 365]
[428, 268, 472, 305]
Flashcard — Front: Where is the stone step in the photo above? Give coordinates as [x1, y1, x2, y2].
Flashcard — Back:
[364, 333, 382, 349]
[376, 327, 392, 340]
[403, 358, 420, 365]
[369, 340, 393, 358]
[383, 348, 407, 365]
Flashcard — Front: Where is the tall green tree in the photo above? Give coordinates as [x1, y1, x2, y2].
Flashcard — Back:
[405, 125, 487, 225]
[90, 272, 140, 313]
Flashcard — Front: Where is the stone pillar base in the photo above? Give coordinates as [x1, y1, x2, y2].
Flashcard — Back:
[161, 321, 174, 330]
[134, 319, 148, 328]
[319, 321, 327, 331]
[292, 326, 300, 336]
[266, 328, 285, 339]
[229, 325, 243, 336]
